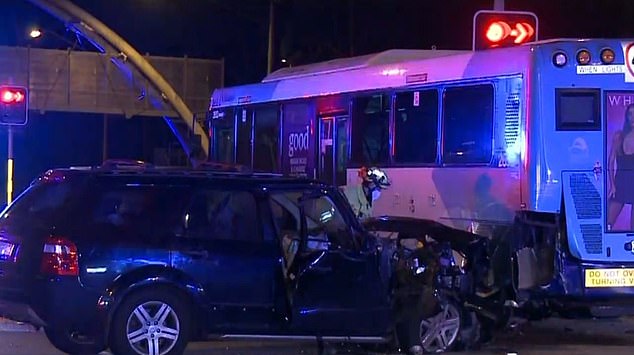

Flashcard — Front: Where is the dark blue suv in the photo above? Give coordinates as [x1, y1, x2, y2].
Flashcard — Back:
[0, 162, 495, 355]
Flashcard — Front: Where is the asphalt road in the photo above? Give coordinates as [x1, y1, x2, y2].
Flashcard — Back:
[1, 316, 634, 355]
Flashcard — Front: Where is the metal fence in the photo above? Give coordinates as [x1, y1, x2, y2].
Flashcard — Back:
[0, 45, 223, 118]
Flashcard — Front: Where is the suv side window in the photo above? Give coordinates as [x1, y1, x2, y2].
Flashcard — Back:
[184, 190, 260, 242]
[269, 192, 302, 265]
[270, 191, 355, 255]
[89, 184, 183, 241]
[270, 193, 301, 236]
[304, 194, 354, 251]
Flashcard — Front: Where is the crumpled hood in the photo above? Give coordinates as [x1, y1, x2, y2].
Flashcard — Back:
[362, 215, 488, 254]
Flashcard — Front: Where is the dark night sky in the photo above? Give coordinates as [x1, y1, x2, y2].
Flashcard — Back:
[1, 0, 634, 196]
[3, 0, 634, 86]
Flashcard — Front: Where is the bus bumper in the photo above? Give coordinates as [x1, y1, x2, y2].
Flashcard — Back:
[541, 256, 634, 316]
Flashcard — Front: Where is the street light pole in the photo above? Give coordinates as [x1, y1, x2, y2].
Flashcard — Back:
[494, 0, 504, 11]
[348, 0, 354, 56]
[267, 0, 275, 74]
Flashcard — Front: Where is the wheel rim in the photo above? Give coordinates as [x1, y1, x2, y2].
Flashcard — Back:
[417, 303, 461, 353]
[126, 301, 180, 355]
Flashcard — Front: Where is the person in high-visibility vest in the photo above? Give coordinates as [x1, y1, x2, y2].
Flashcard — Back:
[343, 166, 391, 220]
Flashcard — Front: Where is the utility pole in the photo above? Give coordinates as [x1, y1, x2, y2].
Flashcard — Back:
[348, 0, 354, 56]
[267, 0, 275, 74]
[102, 113, 108, 163]
[494, 0, 504, 10]
[0, 85, 28, 205]
[6, 127, 13, 205]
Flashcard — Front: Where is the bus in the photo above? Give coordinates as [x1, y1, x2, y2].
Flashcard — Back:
[209, 39, 634, 316]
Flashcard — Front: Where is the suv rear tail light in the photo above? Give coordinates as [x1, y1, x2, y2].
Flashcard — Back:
[40, 236, 79, 276]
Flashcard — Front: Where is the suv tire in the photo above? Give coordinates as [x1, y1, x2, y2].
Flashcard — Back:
[44, 326, 106, 355]
[397, 290, 478, 354]
[109, 288, 191, 355]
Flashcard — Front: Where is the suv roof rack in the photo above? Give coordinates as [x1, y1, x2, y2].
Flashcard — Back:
[192, 161, 285, 177]
[193, 161, 251, 173]
[100, 159, 154, 169]
[64, 159, 290, 179]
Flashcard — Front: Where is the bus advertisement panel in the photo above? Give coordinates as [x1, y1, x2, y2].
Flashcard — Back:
[606, 91, 634, 232]
[282, 103, 315, 178]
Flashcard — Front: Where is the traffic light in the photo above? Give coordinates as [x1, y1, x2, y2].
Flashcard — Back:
[0, 86, 28, 125]
[473, 10, 538, 51]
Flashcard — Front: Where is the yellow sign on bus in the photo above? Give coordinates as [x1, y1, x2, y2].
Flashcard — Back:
[585, 268, 634, 288]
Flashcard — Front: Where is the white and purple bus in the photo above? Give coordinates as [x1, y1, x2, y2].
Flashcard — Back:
[210, 39, 634, 315]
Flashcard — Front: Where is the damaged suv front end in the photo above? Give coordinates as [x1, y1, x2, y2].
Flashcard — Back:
[364, 216, 511, 353]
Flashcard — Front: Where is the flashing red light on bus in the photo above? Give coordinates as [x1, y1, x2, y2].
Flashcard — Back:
[473, 10, 538, 50]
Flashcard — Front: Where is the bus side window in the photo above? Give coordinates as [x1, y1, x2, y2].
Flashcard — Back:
[351, 93, 391, 165]
[442, 85, 494, 165]
[394, 90, 439, 164]
[211, 108, 236, 164]
[253, 105, 281, 172]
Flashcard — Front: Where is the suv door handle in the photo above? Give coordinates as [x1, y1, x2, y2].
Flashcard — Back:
[182, 250, 209, 259]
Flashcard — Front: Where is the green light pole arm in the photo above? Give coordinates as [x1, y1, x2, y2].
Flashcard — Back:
[27, 0, 210, 163]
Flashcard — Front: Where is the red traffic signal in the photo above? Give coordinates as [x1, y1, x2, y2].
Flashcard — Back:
[0, 86, 28, 125]
[0, 88, 26, 104]
[473, 10, 538, 50]
[485, 21, 534, 44]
